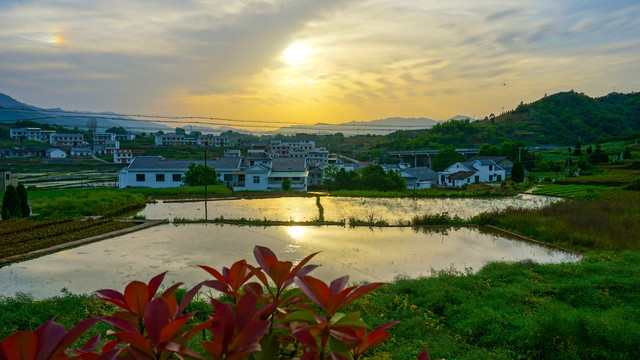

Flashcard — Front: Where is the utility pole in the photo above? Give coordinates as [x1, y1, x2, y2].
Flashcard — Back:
[518, 147, 523, 162]
[204, 147, 208, 220]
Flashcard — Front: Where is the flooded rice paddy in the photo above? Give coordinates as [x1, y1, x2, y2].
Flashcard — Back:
[139, 194, 561, 222]
[0, 223, 578, 299]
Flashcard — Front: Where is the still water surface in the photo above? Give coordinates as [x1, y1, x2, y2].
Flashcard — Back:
[139, 194, 560, 222]
[0, 224, 578, 298]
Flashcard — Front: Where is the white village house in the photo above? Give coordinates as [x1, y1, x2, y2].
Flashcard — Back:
[118, 156, 309, 191]
[46, 148, 67, 159]
[438, 159, 506, 187]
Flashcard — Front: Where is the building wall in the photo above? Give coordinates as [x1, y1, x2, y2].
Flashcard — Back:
[120, 170, 185, 188]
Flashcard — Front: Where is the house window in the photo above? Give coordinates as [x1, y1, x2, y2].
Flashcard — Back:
[224, 174, 233, 182]
[173, 174, 182, 182]
[253, 176, 260, 184]
[136, 174, 145, 182]
[156, 174, 165, 182]
[489, 165, 493, 171]
[5, 174, 10, 181]
[467, 178, 470, 183]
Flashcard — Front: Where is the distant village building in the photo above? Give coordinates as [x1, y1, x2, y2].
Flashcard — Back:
[70, 147, 92, 157]
[438, 160, 505, 187]
[115, 134, 136, 141]
[0, 169, 18, 191]
[46, 148, 67, 159]
[114, 149, 133, 164]
[400, 167, 439, 189]
[93, 133, 116, 145]
[118, 155, 309, 191]
[50, 133, 85, 147]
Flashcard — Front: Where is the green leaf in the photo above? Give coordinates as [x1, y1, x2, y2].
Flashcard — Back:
[279, 310, 317, 324]
[331, 312, 371, 329]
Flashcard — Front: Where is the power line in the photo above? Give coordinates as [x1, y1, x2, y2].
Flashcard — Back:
[0, 106, 436, 131]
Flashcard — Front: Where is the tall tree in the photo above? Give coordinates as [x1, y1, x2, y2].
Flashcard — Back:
[432, 147, 464, 171]
[1, 185, 21, 220]
[511, 162, 525, 183]
[16, 183, 29, 217]
[182, 163, 222, 186]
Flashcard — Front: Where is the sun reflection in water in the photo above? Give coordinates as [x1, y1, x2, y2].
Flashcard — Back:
[287, 226, 306, 240]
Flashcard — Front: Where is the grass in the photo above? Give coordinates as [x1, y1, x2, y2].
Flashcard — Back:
[477, 189, 640, 252]
[355, 251, 640, 359]
[2, 251, 638, 359]
[348, 215, 389, 227]
[25, 188, 147, 219]
[329, 184, 520, 199]
[532, 184, 618, 199]
[124, 185, 233, 198]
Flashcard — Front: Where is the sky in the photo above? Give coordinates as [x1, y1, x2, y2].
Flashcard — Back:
[1, 0, 639, 130]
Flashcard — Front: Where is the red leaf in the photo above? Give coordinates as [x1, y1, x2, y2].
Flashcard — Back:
[329, 276, 349, 295]
[253, 246, 278, 271]
[294, 276, 330, 310]
[124, 281, 150, 316]
[158, 319, 189, 344]
[112, 333, 153, 357]
[230, 321, 270, 350]
[95, 349, 122, 360]
[226, 343, 262, 360]
[292, 329, 318, 349]
[80, 335, 101, 353]
[95, 289, 125, 304]
[417, 349, 430, 360]
[34, 319, 65, 360]
[143, 298, 170, 345]
[162, 343, 204, 360]
[199, 266, 227, 285]
[177, 282, 204, 316]
[344, 283, 384, 306]
[102, 316, 138, 334]
[51, 318, 100, 359]
[268, 261, 292, 288]
[358, 331, 390, 355]
[1, 331, 38, 360]
[146, 272, 166, 298]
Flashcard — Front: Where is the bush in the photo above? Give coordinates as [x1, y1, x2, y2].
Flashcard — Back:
[1, 185, 20, 220]
[625, 177, 640, 191]
[0, 246, 427, 360]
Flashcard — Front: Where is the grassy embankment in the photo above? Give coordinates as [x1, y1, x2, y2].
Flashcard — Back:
[327, 183, 522, 198]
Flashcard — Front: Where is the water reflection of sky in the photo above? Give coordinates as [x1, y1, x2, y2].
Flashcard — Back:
[139, 195, 561, 222]
[0, 224, 578, 299]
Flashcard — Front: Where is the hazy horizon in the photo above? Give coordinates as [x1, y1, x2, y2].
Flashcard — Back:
[1, 0, 639, 130]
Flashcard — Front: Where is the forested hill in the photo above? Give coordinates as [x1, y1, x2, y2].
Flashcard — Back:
[378, 91, 640, 150]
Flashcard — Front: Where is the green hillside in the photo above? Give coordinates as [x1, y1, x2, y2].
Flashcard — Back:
[378, 91, 640, 150]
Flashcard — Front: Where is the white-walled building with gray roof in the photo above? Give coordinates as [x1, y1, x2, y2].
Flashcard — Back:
[118, 155, 308, 191]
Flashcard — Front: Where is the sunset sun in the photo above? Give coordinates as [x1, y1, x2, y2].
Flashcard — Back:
[283, 42, 312, 66]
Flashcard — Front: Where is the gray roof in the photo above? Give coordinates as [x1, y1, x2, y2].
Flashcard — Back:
[127, 156, 242, 171]
[402, 167, 438, 181]
[272, 157, 307, 171]
[448, 171, 476, 180]
[469, 156, 510, 163]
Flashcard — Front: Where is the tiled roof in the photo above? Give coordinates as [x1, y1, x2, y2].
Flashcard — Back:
[448, 171, 476, 180]
[402, 167, 438, 181]
[272, 157, 306, 171]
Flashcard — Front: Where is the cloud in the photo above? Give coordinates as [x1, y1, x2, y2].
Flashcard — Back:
[0, 0, 639, 122]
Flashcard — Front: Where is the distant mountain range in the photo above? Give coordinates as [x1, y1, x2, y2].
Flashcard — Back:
[0, 93, 470, 136]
